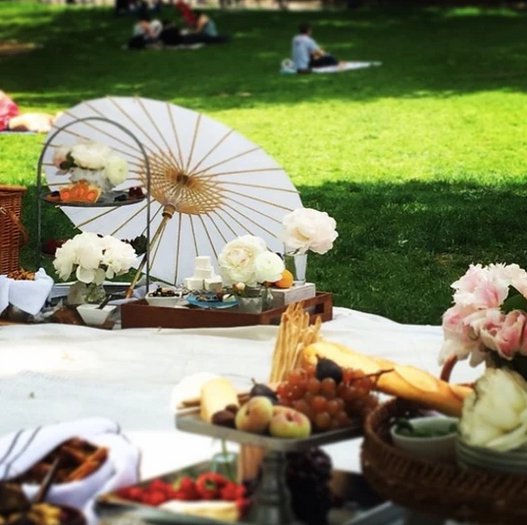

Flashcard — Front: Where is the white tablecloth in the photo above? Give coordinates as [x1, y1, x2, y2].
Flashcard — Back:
[0, 308, 480, 478]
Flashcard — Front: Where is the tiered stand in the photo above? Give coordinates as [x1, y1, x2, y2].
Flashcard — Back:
[175, 409, 362, 525]
[36, 116, 153, 295]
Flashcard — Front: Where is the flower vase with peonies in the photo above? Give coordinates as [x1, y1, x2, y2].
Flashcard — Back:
[280, 208, 338, 285]
[53, 232, 137, 306]
[52, 141, 128, 202]
[218, 235, 285, 313]
[439, 263, 527, 379]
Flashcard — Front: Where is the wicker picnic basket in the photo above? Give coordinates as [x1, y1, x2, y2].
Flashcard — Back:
[361, 397, 527, 524]
[0, 184, 28, 275]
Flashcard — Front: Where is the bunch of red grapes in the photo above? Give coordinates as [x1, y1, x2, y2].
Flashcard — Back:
[276, 359, 379, 432]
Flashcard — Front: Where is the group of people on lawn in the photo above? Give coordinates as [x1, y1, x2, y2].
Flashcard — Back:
[126, 1, 340, 73]
[127, 1, 229, 49]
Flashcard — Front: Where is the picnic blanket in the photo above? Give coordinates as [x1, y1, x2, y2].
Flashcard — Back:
[280, 59, 382, 75]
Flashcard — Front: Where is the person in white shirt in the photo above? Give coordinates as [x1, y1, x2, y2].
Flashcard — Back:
[291, 23, 338, 73]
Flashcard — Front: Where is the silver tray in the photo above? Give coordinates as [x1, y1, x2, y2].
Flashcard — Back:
[175, 409, 362, 452]
[96, 462, 404, 525]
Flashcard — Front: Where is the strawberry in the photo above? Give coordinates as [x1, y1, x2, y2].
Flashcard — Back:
[220, 481, 246, 501]
[195, 472, 228, 500]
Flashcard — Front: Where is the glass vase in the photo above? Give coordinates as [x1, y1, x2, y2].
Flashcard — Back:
[67, 281, 106, 306]
[69, 167, 112, 194]
[485, 351, 527, 381]
[284, 250, 308, 286]
[237, 286, 263, 314]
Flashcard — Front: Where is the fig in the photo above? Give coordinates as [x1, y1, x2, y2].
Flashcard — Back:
[211, 410, 236, 429]
[315, 357, 343, 384]
[249, 379, 278, 404]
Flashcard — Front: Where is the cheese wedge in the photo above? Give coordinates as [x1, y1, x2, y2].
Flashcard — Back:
[200, 377, 239, 423]
[160, 500, 238, 522]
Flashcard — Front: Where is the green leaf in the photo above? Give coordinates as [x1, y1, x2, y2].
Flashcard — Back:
[502, 286, 527, 314]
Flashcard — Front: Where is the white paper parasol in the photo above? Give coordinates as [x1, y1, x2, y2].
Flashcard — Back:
[42, 97, 302, 285]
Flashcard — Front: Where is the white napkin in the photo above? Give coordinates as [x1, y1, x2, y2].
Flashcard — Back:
[0, 268, 54, 316]
[0, 417, 140, 524]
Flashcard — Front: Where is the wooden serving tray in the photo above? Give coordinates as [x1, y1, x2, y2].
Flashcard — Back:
[121, 292, 333, 329]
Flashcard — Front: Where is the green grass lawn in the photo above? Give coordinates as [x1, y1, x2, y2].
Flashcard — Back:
[1, 1, 527, 324]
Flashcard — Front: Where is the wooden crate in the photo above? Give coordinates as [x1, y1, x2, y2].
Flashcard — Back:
[121, 292, 333, 329]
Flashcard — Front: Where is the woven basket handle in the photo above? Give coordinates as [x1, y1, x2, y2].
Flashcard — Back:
[0, 207, 29, 246]
[440, 354, 458, 383]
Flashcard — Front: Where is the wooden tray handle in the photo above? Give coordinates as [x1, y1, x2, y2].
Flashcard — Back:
[0, 207, 29, 246]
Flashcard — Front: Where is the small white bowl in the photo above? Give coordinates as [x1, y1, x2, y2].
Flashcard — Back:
[390, 416, 458, 462]
[76, 304, 116, 326]
[146, 287, 184, 308]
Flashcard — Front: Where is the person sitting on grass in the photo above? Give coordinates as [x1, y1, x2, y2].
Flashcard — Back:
[185, 10, 229, 44]
[128, 12, 163, 49]
[291, 22, 339, 73]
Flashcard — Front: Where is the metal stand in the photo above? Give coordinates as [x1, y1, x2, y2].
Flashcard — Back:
[247, 450, 301, 525]
[36, 116, 152, 293]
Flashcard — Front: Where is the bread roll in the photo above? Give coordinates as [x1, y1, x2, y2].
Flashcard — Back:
[301, 341, 472, 417]
[200, 377, 239, 423]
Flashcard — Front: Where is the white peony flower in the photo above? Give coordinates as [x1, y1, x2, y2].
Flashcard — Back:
[280, 208, 338, 255]
[218, 235, 267, 286]
[254, 251, 285, 283]
[104, 154, 128, 186]
[70, 142, 111, 170]
[53, 232, 136, 285]
[52, 146, 70, 170]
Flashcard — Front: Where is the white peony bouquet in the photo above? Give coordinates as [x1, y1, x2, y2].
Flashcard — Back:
[280, 208, 338, 255]
[53, 232, 137, 285]
[218, 235, 284, 291]
[53, 141, 128, 191]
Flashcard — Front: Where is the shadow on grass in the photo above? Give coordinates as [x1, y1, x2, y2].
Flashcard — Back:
[19, 177, 527, 324]
[298, 178, 527, 323]
[1, 5, 527, 110]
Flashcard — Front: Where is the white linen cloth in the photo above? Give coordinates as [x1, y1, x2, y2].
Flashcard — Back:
[0, 268, 54, 316]
[0, 308, 481, 480]
[0, 417, 140, 524]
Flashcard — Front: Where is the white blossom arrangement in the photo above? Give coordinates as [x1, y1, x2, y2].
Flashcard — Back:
[53, 232, 137, 284]
[218, 235, 284, 290]
[52, 141, 129, 190]
[280, 208, 338, 255]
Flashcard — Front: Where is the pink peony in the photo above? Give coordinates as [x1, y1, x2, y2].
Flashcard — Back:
[439, 304, 486, 364]
[480, 310, 527, 360]
[452, 264, 509, 309]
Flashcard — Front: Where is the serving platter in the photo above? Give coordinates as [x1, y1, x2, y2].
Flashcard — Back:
[42, 190, 146, 208]
[96, 462, 403, 525]
[187, 293, 238, 310]
[175, 409, 362, 452]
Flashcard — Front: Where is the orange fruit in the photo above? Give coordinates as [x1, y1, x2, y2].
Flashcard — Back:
[273, 269, 294, 289]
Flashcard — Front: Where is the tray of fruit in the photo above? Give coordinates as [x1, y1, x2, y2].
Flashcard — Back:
[175, 353, 384, 452]
[97, 462, 250, 524]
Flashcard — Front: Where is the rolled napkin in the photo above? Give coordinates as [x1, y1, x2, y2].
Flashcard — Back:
[0, 417, 140, 524]
[0, 268, 54, 316]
